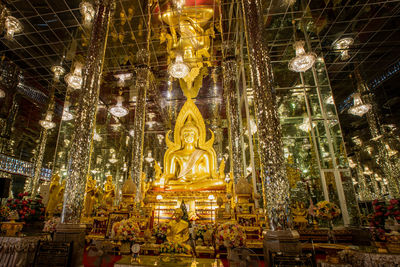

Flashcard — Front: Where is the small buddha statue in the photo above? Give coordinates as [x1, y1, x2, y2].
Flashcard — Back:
[55, 180, 66, 214]
[121, 178, 136, 208]
[46, 173, 60, 217]
[104, 175, 115, 208]
[84, 176, 97, 217]
[166, 208, 191, 252]
[216, 196, 225, 219]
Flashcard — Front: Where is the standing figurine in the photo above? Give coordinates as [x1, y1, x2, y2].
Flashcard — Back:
[46, 173, 60, 217]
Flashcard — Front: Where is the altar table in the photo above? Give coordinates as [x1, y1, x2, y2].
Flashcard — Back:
[114, 255, 223, 267]
[0, 235, 50, 267]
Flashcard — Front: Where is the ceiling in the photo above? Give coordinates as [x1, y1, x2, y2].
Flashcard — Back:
[0, 0, 400, 164]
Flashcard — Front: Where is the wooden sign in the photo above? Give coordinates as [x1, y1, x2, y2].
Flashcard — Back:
[33, 241, 72, 267]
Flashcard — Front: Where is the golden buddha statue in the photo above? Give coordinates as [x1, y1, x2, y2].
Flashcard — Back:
[84, 176, 98, 217]
[46, 173, 60, 217]
[154, 0, 219, 99]
[154, 99, 225, 191]
[166, 208, 190, 252]
[55, 180, 66, 214]
[103, 175, 115, 207]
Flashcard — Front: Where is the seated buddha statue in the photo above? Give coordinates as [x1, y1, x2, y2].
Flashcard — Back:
[155, 99, 225, 191]
[166, 208, 191, 252]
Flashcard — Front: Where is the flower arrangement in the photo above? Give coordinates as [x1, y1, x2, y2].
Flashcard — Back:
[0, 205, 10, 221]
[43, 217, 61, 233]
[194, 224, 213, 241]
[315, 201, 341, 221]
[159, 241, 190, 254]
[111, 218, 140, 242]
[152, 223, 168, 242]
[386, 199, 400, 223]
[215, 222, 246, 249]
[6, 193, 45, 222]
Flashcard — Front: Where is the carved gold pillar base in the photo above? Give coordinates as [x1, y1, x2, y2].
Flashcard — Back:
[61, 0, 113, 224]
[241, 0, 291, 230]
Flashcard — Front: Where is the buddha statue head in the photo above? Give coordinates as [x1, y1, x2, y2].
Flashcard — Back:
[172, 208, 184, 222]
[180, 116, 199, 147]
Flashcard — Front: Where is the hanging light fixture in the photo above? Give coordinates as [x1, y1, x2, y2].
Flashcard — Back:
[62, 101, 74, 121]
[51, 65, 65, 82]
[109, 153, 118, 164]
[145, 151, 154, 163]
[348, 93, 371, 116]
[79, 1, 95, 28]
[39, 111, 56, 130]
[168, 54, 189, 79]
[5, 16, 22, 40]
[332, 37, 354, 61]
[65, 62, 83, 90]
[109, 95, 129, 117]
[93, 129, 102, 141]
[299, 116, 315, 132]
[288, 41, 316, 72]
[114, 73, 132, 87]
[325, 95, 334, 105]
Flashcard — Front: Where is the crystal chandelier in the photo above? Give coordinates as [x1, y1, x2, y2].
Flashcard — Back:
[62, 101, 74, 121]
[93, 129, 102, 141]
[109, 95, 129, 117]
[5, 16, 22, 40]
[129, 129, 135, 137]
[299, 116, 315, 132]
[145, 151, 154, 163]
[288, 41, 316, 72]
[114, 73, 132, 87]
[348, 93, 371, 116]
[168, 54, 189, 79]
[51, 65, 65, 82]
[109, 153, 118, 164]
[65, 62, 83, 90]
[332, 37, 354, 61]
[39, 111, 56, 130]
[80, 1, 95, 28]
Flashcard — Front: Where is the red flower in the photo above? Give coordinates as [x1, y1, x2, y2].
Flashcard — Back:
[376, 212, 383, 216]
[24, 192, 29, 196]
[30, 209, 35, 215]
[385, 212, 391, 217]
[22, 200, 28, 205]
[18, 193, 23, 197]
[13, 204, 16, 208]
[15, 199, 20, 204]
[23, 206, 28, 211]
[388, 205, 394, 210]
[21, 215, 24, 219]
[373, 199, 379, 205]
[390, 199, 399, 205]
